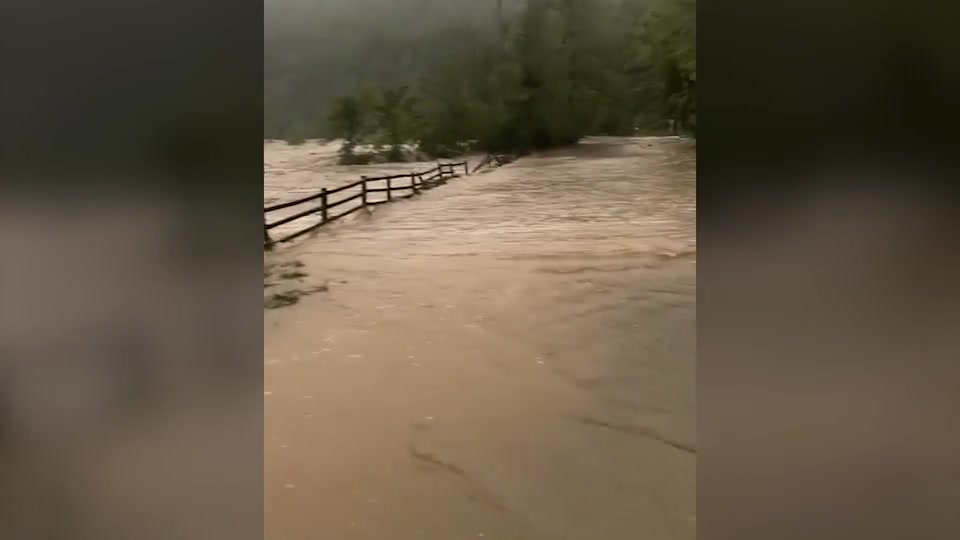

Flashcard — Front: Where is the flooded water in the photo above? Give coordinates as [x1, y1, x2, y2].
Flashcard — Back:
[264, 136, 695, 540]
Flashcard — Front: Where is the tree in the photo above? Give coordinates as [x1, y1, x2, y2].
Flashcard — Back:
[316, 0, 696, 159]
[327, 95, 365, 159]
[630, 0, 696, 133]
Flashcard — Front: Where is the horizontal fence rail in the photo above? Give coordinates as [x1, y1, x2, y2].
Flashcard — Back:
[264, 161, 469, 249]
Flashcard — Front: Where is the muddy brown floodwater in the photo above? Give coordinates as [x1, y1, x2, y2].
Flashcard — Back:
[264, 136, 695, 540]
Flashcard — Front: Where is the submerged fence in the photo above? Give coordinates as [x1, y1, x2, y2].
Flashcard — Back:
[264, 161, 469, 249]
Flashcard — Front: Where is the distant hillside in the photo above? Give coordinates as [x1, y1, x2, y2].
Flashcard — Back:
[265, 0, 526, 139]
[264, 0, 669, 141]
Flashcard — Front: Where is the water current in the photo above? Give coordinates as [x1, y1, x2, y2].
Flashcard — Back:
[264, 136, 695, 540]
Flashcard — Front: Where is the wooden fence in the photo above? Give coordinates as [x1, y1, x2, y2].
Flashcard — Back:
[264, 161, 469, 249]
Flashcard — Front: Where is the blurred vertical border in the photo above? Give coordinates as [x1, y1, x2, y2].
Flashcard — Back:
[699, 0, 960, 539]
[0, 1, 263, 539]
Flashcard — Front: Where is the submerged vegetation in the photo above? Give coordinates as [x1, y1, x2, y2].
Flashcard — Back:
[265, 0, 695, 161]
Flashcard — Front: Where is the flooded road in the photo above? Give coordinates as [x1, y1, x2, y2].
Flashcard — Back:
[264, 137, 695, 540]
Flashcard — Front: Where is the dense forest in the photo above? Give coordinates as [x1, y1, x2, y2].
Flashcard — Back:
[264, 0, 695, 160]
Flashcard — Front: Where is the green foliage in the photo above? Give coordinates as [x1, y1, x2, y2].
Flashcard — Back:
[269, 0, 696, 150]
[265, 0, 516, 141]
[369, 86, 418, 159]
[631, 0, 696, 133]
[327, 95, 366, 158]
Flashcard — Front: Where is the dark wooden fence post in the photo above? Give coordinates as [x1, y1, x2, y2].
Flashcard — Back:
[463, 161, 469, 175]
[361, 176, 368, 206]
[411, 172, 418, 194]
[320, 188, 328, 222]
[387, 177, 393, 201]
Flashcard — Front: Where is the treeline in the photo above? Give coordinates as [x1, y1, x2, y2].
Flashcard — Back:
[266, 0, 695, 159]
[328, 0, 694, 161]
[265, 0, 518, 141]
